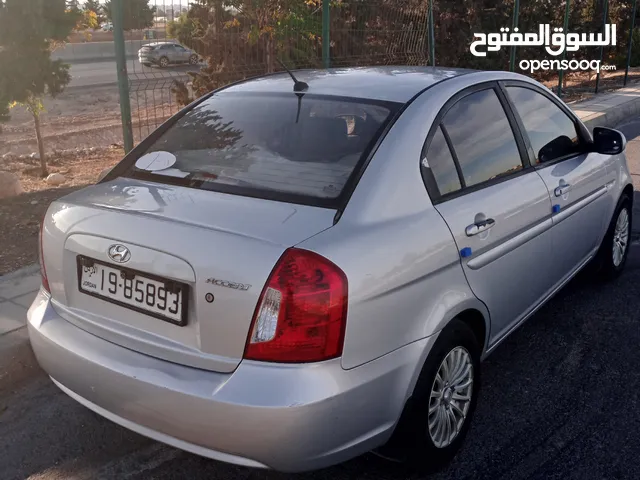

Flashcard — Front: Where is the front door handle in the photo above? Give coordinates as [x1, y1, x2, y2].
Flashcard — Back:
[465, 218, 495, 236]
[554, 184, 571, 197]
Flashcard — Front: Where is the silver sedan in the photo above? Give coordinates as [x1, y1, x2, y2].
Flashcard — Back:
[28, 66, 633, 473]
[138, 41, 199, 68]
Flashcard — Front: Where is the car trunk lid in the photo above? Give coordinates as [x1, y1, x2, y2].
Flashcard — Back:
[41, 178, 335, 373]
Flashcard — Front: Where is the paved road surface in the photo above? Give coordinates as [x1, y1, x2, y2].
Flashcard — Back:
[68, 59, 200, 89]
[2, 119, 640, 479]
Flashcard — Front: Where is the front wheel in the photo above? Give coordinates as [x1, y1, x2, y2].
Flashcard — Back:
[378, 319, 481, 473]
[189, 54, 199, 65]
[158, 56, 169, 68]
[592, 193, 632, 279]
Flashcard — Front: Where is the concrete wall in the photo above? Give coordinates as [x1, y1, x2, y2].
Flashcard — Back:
[52, 42, 141, 62]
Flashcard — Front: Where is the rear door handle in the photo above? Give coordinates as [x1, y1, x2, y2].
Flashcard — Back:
[465, 218, 495, 236]
[554, 184, 571, 197]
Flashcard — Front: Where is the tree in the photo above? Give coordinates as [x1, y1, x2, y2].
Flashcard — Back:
[76, 9, 99, 40]
[65, 0, 79, 12]
[103, 0, 155, 31]
[0, 0, 75, 177]
[83, 0, 104, 25]
[167, 12, 196, 45]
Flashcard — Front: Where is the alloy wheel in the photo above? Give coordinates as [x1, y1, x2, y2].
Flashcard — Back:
[428, 346, 474, 448]
[612, 207, 629, 267]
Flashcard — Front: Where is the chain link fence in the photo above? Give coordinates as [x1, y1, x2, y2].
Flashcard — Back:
[112, 0, 640, 151]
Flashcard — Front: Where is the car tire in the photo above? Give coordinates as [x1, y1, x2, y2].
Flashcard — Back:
[591, 192, 632, 280]
[189, 54, 199, 65]
[159, 57, 169, 68]
[375, 318, 481, 474]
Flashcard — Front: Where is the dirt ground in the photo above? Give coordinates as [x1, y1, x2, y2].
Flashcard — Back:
[0, 149, 122, 275]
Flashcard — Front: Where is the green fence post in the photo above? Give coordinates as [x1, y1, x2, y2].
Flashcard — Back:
[322, 0, 330, 68]
[112, 0, 133, 153]
[595, 0, 609, 94]
[428, 0, 435, 66]
[625, 0, 637, 86]
[509, 0, 520, 72]
[557, 0, 571, 96]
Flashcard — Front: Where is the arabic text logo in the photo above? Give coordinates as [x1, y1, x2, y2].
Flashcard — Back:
[470, 24, 616, 57]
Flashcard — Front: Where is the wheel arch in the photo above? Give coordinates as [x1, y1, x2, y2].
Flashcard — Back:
[622, 183, 634, 209]
[375, 305, 489, 462]
[406, 299, 490, 399]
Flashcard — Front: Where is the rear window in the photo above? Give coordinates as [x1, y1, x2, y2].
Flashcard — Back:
[123, 92, 398, 205]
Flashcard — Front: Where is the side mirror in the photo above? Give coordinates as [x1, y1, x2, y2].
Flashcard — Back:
[593, 127, 626, 155]
[538, 135, 575, 163]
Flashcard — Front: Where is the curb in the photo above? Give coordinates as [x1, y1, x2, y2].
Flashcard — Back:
[0, 264, 39, 282]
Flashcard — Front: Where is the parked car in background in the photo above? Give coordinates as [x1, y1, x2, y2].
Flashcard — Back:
[138, 41, 199, 68]
[29, 67, 633, 474]
[101, 22, 113, 32]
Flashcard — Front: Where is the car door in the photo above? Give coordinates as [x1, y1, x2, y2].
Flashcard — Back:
[502, 82, 613, 285]
[421, 84, 554, 344]
[164, 45, 179, 63]
[175, 45, 190, 62]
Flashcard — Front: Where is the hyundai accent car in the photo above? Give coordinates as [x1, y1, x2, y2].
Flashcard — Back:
[138, 41, 199, 67]
[28, 66, 633, 473]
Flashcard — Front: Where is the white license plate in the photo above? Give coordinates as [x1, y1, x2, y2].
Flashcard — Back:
[77, 257, 187, 326]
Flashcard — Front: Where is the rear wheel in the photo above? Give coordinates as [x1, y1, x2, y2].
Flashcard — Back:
[159, 56, 169, 68]
[377, 319, 481, 473]
[591, 193, 631, 279]
[189, 54, 199, 65]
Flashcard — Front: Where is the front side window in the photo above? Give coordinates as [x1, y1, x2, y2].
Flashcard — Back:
[442, 89, 523, 187]
[506, 86, 582, 164]
[123, 92, 398, 203]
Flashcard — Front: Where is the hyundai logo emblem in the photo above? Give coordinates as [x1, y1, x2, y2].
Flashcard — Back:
[108, 244, 131, 263]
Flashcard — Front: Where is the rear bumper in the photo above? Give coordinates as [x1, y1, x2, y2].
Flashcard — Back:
[27, 289, 431, 472]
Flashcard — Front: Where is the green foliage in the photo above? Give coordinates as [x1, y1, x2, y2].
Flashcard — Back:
[0, 0, 74, 174]
[0, 0, 74, 109]
[174, 0, 325, 104]
[103, 0, 155, 31]
[167, 12, 196, 45]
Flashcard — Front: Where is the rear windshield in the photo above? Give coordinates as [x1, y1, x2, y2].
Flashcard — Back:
[122, 92, 399, 205]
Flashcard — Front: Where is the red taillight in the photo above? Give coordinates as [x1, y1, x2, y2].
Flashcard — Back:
[244, 248, 348, 363]
[39, 217, 50, 293]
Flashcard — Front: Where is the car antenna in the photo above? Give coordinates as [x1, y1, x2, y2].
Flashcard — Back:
[276, 58, 308, 93]
[276, 58, 308, 124]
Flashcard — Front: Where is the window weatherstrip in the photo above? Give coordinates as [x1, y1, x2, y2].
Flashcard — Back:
[440, 123, 466, 189]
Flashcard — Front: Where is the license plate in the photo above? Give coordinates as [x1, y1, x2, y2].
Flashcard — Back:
[77, 256, 188, 326]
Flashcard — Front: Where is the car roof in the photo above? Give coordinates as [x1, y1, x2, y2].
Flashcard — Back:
[223, 66, 475, 103]
[145, 41, 180, 46]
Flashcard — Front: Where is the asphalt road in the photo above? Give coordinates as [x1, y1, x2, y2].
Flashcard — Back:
[2, 122, 640, 479]
[68, 59, 200, 89]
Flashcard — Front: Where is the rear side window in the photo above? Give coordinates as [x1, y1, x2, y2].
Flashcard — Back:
[506, 86, 581, 164]
[124, 92, 397, 204]
[424, 126, 461, 196]
[442, 89, 523, 187]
